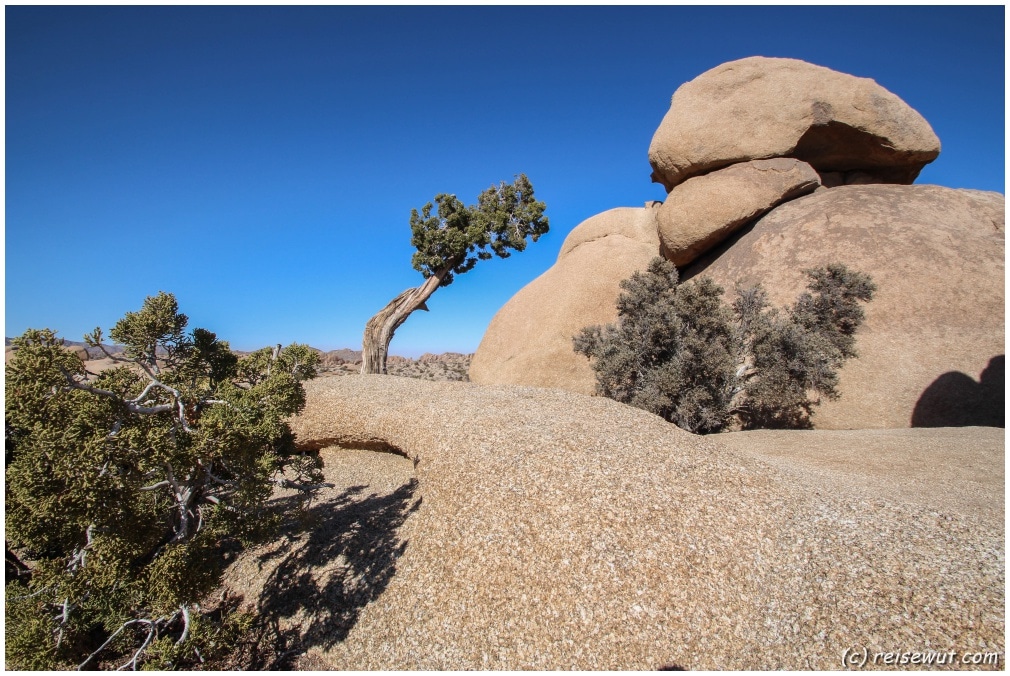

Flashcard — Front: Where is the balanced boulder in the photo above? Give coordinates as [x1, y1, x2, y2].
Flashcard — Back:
[657, 158, 820, 266]
[648, 57, 941, 191]
[469, 206, 660, 394]
[684, 184, 1005, 429]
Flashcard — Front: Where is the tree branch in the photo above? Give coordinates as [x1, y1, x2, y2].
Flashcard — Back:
[176, 605, 191, 646]
[90, 341, 127, 364]
[164, 463, 194, 543]
[7, 584, 51, 601]
[116, 619, 157, 671]
[77, 619, 147, 670]
[67, 524, 97, 571]
[56, 598, 72, 650]
[60, 371, 175, 416]
[139, 481, 170, 492]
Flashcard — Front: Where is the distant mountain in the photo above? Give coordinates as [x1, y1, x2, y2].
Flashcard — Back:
[5, 337, 125, 360]
[317, 348, 363, 364]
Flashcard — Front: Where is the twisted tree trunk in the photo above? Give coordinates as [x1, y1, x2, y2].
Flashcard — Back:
[360, 258, 460, 375]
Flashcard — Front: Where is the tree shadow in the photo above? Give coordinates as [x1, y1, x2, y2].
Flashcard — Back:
[240, 477, 421, 668]
[911, 355, 1004, 427]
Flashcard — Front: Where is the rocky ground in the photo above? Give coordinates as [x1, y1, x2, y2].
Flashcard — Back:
[4, 342, 473, 383]
[317, 350, 471, 382]
[220, 375, 1004, 670]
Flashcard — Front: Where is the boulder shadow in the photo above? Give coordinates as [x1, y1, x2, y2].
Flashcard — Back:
[911, 355, 1004, 427]
[242, 476, 421, 668]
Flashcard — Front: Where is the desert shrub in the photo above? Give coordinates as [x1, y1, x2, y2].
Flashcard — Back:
[574, 258, 875, 433]
[5, 292, 325, 669]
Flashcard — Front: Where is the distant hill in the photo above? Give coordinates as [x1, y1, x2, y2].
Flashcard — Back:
[5, 337, 125, 360]
[6, 338, 472, 382]
[316, 348, 363, 364]
[315, 348, 472, 382]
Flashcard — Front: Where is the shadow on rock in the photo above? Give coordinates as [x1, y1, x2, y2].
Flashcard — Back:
[911, 355, 1004, 427]
[243, 479, 421, 668]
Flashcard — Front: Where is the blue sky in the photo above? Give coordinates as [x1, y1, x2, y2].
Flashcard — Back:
[5, 6, 1005, 356]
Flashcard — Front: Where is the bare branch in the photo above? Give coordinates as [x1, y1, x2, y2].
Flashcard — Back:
[60, 371, 175, 415]
[91, 341, 127, 363]
[139, 481, 170, 492]
[86, 334, 166, 381]
[202, 398, 239, 411]
[127, 380, 161, 404]
[266, 343, 281, 377]
[176, 399, 191, 432]
[77, 619, 147, 670]
[56, 597, 72, 650]
[116, 620, 157, 671]
[176, 605, 191, 646]
[8, 584, 51, 601]
[164, 463, 197, 543]
[135, 356, 160, 380]
[67, 525, 97, 571]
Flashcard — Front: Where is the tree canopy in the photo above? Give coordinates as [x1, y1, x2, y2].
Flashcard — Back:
[409, 173, 549, 287]
[5, 292, 324, 669]
[361, 174, 548, 374]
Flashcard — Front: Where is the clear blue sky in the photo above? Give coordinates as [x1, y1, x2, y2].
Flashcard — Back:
[5, 6, 1005, 356]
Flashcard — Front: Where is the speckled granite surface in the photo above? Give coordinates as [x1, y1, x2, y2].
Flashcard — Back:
[279, 375, 1003, 670]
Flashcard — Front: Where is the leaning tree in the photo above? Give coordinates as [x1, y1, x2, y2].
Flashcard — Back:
[361, 174, 548, 374]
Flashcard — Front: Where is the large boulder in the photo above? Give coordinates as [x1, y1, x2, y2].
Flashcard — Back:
[648, 57, 941, 191]
[657, 158, 820, 266]
[684, 184, 1004, 429]
[469, 206, 660, 393]
[277, 376, 1003, 669]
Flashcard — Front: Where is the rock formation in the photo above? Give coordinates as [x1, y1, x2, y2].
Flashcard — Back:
[684, 184, 1005, 429]
[656, 158, 820, 266]
[648, 56, 941, 191]
[269, 376, 1004, 669]
[469, 206, 659, 393]
[470, 57, 1003, 431]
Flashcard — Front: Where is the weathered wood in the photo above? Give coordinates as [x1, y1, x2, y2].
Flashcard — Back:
[361, 258, 460, 374]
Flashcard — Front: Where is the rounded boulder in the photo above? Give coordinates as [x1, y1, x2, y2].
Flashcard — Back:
[469, 206, 660, 393]
[658, 158, 821, 266]
[684, 184, 1004, 429]
[648, 57, 941, 191]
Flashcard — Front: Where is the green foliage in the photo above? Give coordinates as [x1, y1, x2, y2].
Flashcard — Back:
[409, 173, 549, 286]
[140, 609, 256, 670]
[574, 258, 875, 433]
[5, 293, 322, 669]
